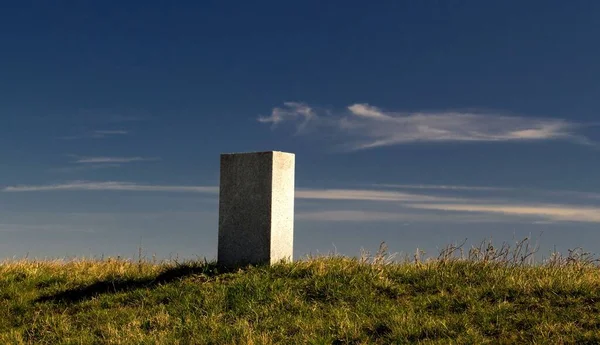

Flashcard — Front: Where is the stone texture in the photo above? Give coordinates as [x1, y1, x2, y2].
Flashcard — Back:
[217, 151, 295, 266]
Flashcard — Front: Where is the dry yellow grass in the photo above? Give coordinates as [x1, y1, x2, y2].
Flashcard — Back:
[2, 239, 600, 344]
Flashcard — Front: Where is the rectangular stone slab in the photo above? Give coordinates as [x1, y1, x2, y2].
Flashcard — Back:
[218, 151, 295, 266]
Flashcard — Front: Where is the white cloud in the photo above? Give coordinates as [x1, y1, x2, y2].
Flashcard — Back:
[2, 182, 453, 203]
[51, 154, 157, 172]
[0, 223, 95, 233]
[60, 129, 130, 140]
[296, 210, 521, 223]
[374, 184, 600, 200]
[371, 184, 512, 191]
[3, 180, 599, 224]
[258, 102, 315, 125]
[258, 102, 592, 150]
[345, 105, 580, 149]
[48, 164, 122, 173]
[539, 190, 600, 200]
[92, 130, 129, 137]
[406, 203, 600, 223]
[297, 210, 409, 222]
[347, 104, 389, 119]
[73, 156, 159, 164]
[3, 181, 218, 193]
[295, 188, 460, 202]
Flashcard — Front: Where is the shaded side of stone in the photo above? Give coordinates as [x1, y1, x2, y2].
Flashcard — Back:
[218, 152, 273, 266]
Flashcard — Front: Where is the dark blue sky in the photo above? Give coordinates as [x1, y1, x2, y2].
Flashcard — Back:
[1, 1, 599, 261]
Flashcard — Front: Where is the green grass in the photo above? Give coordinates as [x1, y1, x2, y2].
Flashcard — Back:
[2, 240, 600, 344]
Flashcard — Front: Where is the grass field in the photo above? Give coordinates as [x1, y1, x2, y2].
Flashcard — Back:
[2, 239, 600, 344]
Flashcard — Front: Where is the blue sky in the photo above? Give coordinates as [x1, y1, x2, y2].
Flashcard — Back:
[1, 1, 599, 261]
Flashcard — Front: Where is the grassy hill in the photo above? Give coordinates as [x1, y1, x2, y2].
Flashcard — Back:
[2, 240, 600, 344]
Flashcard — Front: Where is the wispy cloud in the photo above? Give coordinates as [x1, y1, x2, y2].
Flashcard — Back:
[406, 203, 600, 223]
[258, 102, 316, 126]
[2, 182, 450, 203]
[374, 184, 600, 200]
[539, 190, 600, 200]
[92, 130, 129, 137]
[297, 184, 600, 223]
[2, 181, 218, 193]
[72, 156, 159, 164]
[60, 129, 130, 140]
[371, 184, 513, 191]
[258, 102, 317, 133]
[48, 164, 122, 174]
[296, 210, 411, 222]
[50, 154, 156, 173]
[295, 188, 460, 203]
[0, 223, 95, 233]
[4, 181, 599, 224]
[296, 210, 522, 223]
[258, 102, 593, 150]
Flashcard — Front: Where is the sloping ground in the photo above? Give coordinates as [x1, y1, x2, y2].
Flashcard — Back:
[2, 253, 600, 344]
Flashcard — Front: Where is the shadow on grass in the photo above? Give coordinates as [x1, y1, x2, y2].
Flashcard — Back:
[35, 262, 234, 304]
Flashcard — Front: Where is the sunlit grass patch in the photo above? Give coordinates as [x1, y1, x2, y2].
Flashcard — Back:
[2, 238, 600, 344]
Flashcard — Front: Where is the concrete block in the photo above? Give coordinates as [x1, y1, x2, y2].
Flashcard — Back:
[218, 151, 295, 266]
